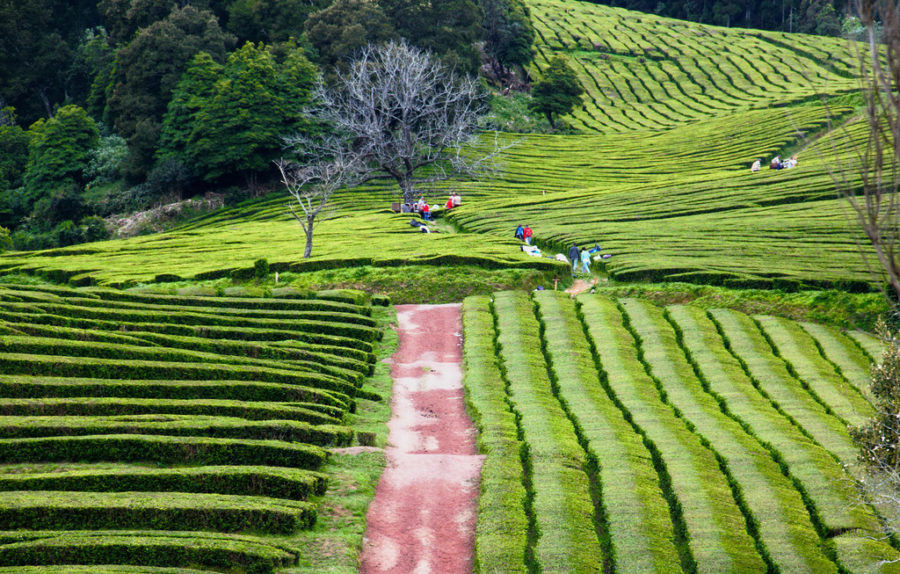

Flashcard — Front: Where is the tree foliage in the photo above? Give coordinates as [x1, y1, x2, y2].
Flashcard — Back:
[305, 0, 396, 81]
[377, 0, 483, 74]
[160, 42, 317, 181]
[24, 105, 99, 197]
[529, 55, 584, 129]
[107, 4, 234, 180]
[480, 0, 534, 78]
[289, 40, 493, 204]
[227, 0, 330, 44]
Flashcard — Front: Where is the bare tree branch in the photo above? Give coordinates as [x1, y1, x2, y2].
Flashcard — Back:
[284, 40, 511, 204]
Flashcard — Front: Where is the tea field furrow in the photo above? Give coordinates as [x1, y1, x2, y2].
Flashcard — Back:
[800, 322, 876, 404]
[754, 315, 874, 427]
[461, 297, 529, 572]
[620, 299, 836, 573]
[492, 291, 603, 572]
[666, 305, 890, 564]
[708, 309, 860, 467]
[579, 296, 765, 573]
[533, 291, 681, 573]
[848, 330, 884, 362]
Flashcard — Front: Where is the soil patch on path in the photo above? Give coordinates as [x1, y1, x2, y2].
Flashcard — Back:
[360, 304, 483, 574]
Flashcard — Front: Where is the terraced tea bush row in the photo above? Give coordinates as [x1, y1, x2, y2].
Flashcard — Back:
[0, 531, 297, 573]
[0, 415, 352, 446]
[0, 286, 384, 571]
[461, 297, 529, 572]
[491, 291, 603, 572]
[467, 290, 894, 571]
[0, 491, 316, 534]
[532, 291, 680, 572]
[0, 466, 326, 500]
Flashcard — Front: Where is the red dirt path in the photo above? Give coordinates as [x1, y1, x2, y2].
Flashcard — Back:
[359, 304, 484, 574]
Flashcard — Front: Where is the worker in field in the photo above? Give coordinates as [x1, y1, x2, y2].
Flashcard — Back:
[568, 243, 580, 274]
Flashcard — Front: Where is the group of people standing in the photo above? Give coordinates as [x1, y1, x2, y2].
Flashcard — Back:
[514, 224, 533, 244]
[569, 243, 602, 275]
[751, 155, 798, 172]
[405, 192, 462, 220]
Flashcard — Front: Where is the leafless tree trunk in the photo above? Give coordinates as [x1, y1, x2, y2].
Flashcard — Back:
[285, 40, 504, 205]
[277, 149, 359, 258]
[837, 0, 900, 306]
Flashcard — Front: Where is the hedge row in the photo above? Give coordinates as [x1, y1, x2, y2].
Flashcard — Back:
[0, 491, 316, 534]
[492, 291, 603, 572]
[533, 291, 681, 573]
[0, 415, 353, 447]
[55, 296, 378, 328]
[0, 398, 342, 425]
[706, 308, 884, 535]
[4, 302, 379, 342]
[460, 297, 528, 573]
[0, 335, 365, 388]
[0, 310, 374, 353]
[80, 287, 370, 315]
[0, 353, 353, 405]
[708, 309, 861, 468]
[622, 299, 838, 573]
[799, 321, 876, 404]
[0, 465, 326, 500]
[106, 330, 374, 375]
[0, 435, 327, 469]
[0, 376, 347, 407]
[579, 295, 765, 573]
[754, 315, 874, 428]
[0, 566, 213, 573]
[0, 322, 154, 348]
[0, 531, 296, 573]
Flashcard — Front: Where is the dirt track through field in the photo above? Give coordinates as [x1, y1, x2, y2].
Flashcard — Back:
[360, 304, 483, 574]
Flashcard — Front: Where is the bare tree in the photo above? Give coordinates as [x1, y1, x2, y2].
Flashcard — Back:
[276, 145, 360, 258]
[839, 0, 900, 304]
[285, 40, 499, 204]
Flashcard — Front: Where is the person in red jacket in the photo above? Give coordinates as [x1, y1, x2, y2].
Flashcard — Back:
[523, 225, 533, 245]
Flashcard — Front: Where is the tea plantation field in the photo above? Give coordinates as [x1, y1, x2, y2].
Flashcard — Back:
[464, 291, 897, 573]
[0, 283, 387, 572]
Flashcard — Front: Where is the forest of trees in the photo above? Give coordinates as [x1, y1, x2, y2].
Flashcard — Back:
[0, 0, 848, 251]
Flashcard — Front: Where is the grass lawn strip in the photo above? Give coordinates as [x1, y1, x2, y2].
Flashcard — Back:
[534, 291, 680, 573]
[461, 296, 529, 573]
[667, 305, 883, 539]
[622, 298, 834, 573]
[492, 291, 603, 572]
[0, 567, 214, 573]
[708, 309, 860, 468]
[754, 315, 874, 427]
[800, 321, 877, 404]
[579, 295, 765, 573]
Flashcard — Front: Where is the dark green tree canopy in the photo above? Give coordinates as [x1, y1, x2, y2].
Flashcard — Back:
[529, 55, 584, 129]
[305, 0, 397, 80]
[377, 0, 483, 74]
[159, 41, 317, 181]
[106, 4, 234, 179]
[480, 0, 534, 78]
[227, 0, 330, 44]
[23, 104, 99, 197]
